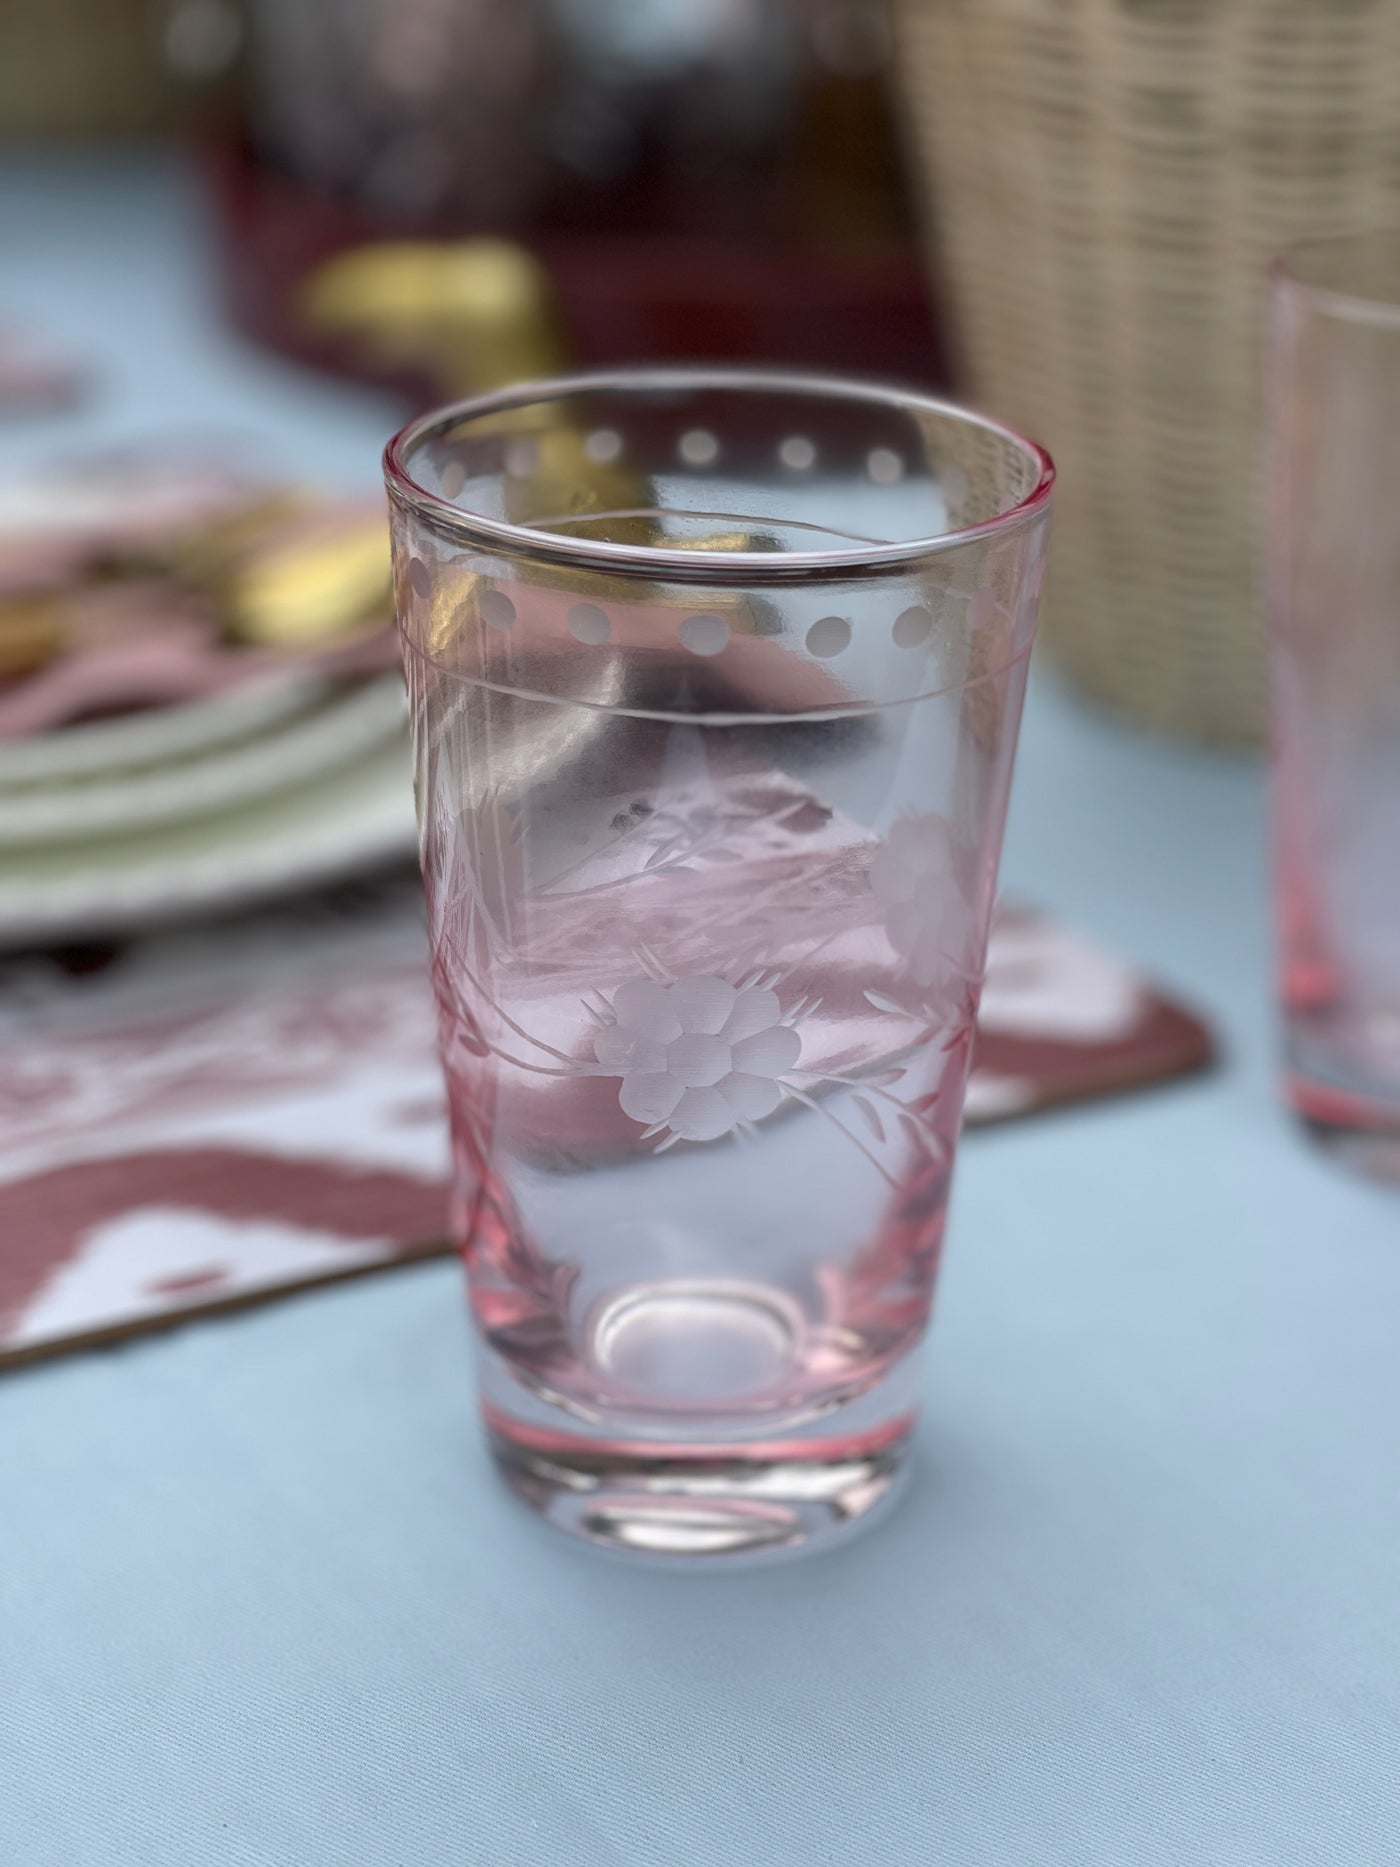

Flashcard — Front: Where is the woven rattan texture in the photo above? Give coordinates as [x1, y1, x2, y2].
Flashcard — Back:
[895, 0, 1400, 740]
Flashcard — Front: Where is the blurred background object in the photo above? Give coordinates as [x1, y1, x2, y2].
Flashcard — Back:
[20, 1, 1400, 747]
[0, 0, 185, 138]
[0, 326, 89, 414]
[298, 238, 570, 398]
[0, 456, 413, 943]
[0, 0, 946, 940]
[1268, 230, 1400, 1178]
[0, 0, 935, 399]
[894, 0, 1400, 742]
[192, 0, 946, 391]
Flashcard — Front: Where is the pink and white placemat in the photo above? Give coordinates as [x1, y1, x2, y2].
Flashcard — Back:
[0, 875, 1210, 1367]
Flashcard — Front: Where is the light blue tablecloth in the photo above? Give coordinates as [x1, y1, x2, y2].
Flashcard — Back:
[2, 156, 1398, 1867]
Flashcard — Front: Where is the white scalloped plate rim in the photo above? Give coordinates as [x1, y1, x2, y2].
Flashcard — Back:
[0, 675, 409, 847]
[0, 667, 332, 787]
[0, 734, 419, 945]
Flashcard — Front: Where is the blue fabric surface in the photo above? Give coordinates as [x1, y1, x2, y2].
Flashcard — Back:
[3, 156, 1400, 1867]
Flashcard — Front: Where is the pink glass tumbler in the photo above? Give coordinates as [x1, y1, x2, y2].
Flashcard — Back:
[385, 369, 1053, 1559]
[1269, 237, 1400, 1176]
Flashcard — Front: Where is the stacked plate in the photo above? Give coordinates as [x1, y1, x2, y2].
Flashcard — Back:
[0, 459, 422, 946]
[0, 668, 417, 945]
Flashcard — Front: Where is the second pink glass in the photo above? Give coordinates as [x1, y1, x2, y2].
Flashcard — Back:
[386, 370, 1052, 1559]
[1269, 235, 1400, 1176]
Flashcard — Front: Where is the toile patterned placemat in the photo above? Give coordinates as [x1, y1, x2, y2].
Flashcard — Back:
[0, 872, 1211, 1368]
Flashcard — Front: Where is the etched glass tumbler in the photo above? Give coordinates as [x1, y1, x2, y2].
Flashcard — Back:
[1269, 235, 1400, 1175]
[385, 370, 1053, 1559]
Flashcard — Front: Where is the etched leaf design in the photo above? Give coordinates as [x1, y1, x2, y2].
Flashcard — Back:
[864, 988, 908, 1015]
[899, 1110, 934, 1152]
[851, 1095, 886, 1142]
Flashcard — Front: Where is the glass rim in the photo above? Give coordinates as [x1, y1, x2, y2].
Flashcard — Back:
[1274, 227, 1400, 329]
[383, 366, 1055, 585]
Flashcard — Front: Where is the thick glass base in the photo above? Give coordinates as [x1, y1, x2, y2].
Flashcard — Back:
[1285, 1029, 1400, 1183]
[1291, 1094, 1400, 1183]
[472, 1266, 927, 1562]
[486, 1415, 912, 1562]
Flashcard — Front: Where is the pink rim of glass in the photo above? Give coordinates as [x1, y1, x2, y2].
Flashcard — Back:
[384, 365, 1055, 586]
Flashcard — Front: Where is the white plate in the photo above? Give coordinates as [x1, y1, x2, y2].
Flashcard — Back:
[0, 676, 408, 846]
[0, 669, 330, 786]
[0, 735, 419, 945]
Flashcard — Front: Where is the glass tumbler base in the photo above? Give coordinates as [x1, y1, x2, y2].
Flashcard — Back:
[486, 1415, 912, 1563]
[1293, 1101, 1400, 1183]
[1285, 1044, 1400, 1184]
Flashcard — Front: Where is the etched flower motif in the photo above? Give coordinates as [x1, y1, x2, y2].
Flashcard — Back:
[593, 974, 801, 1144]
[870, 813, 975, 993]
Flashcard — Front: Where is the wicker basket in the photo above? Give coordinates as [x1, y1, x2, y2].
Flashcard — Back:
[893, 0, 1400, 741]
